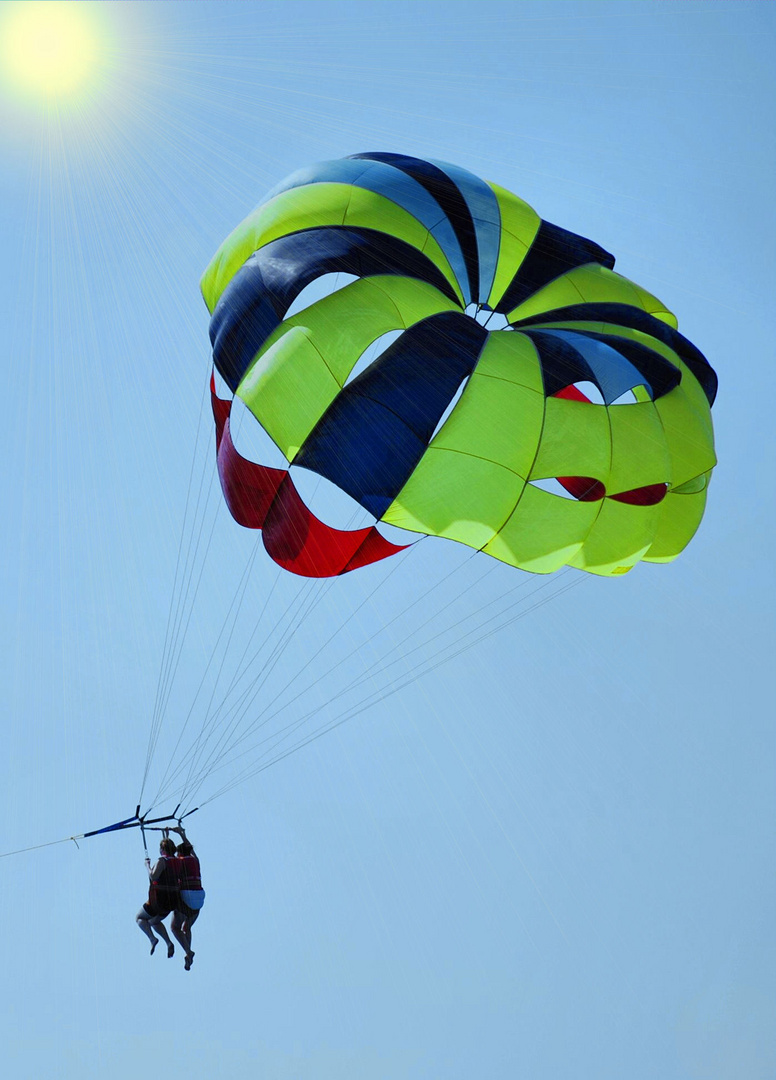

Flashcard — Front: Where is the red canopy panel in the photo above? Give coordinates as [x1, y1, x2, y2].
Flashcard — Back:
[210, 375, 407, 577]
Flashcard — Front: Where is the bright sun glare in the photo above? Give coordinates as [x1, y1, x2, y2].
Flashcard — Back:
[1, 1, 101, 98]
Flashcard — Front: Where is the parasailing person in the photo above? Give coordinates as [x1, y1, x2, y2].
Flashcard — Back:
[170, 826, 205, 972]
[135, 835, 178, 957]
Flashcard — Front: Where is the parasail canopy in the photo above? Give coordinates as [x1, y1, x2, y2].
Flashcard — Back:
[201, 152, 717, 579]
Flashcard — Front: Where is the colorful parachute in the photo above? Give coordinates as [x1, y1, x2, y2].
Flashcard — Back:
[201, 152, 717, 578]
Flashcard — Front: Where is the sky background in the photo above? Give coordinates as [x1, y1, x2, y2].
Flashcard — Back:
[0, 2, 774, 1078]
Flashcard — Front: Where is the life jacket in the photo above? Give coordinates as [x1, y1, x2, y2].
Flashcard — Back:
[147, 854, 180, 913]
[152, 854, 180, 892]
[177, 854, 202, 891]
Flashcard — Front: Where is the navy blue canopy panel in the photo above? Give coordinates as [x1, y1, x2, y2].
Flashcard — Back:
[527, 329, 682, 403]
[512, 302, 718, 405]
[209, 227, 462, 392]
[496, 220, 616, 315]
[293, 312, 489, 518]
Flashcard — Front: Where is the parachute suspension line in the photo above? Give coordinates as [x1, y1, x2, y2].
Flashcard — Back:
[176, 545, 481, 809]
[183, 557, 567, 810]
[177, 554, 357, 812]
[150, 565, 323, 812]
[139, 374, 220, 805]
[151, 496, 396, 813]
[331, 552, 497, 700]
[148, 451, 221, 764]
[150, 519, 579, 812]
[146, 533, 262, 811]
[140, 378, 210, 799]
[148, 473, 352, 811]
[198, 572, 585, 807]
[169, 534, 438, 812]
[172, 544, 419, 812]
[173, 541, 307, 806]
[209, 570, 578, 799]
[142, 400, 582, 813]
[171, 581, 387, 809]
[196, 558, 544, 793]
[174, 573, 330, 810]
[142, 364, 280, 803]
[144, 351, 277, 798]
[149, 542, 278, 809]
[141, 484, 223, 805]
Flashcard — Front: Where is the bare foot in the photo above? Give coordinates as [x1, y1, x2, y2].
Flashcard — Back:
[150, 938, 158, 956]
[167, 943, 175, 959]
[184, 951, 195, 971]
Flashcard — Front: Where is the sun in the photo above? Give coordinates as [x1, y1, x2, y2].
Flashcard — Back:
[1, 1, 102, 99]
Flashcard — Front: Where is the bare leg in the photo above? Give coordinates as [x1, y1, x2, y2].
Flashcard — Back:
[172, 911, 194, 968]
[170, 911, 189, 953]
[136, 907, 159, 954]
[151, 915, 175, 957]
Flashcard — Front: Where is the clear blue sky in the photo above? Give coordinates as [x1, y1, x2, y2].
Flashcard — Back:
[1, 2, 774, 1077]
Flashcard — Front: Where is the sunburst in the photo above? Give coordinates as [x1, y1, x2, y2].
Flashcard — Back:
[1, 1, 105, 99]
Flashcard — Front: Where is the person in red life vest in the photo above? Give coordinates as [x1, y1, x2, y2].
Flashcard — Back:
[170, 826, 205, 972]
[136, 836, 179, 957]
